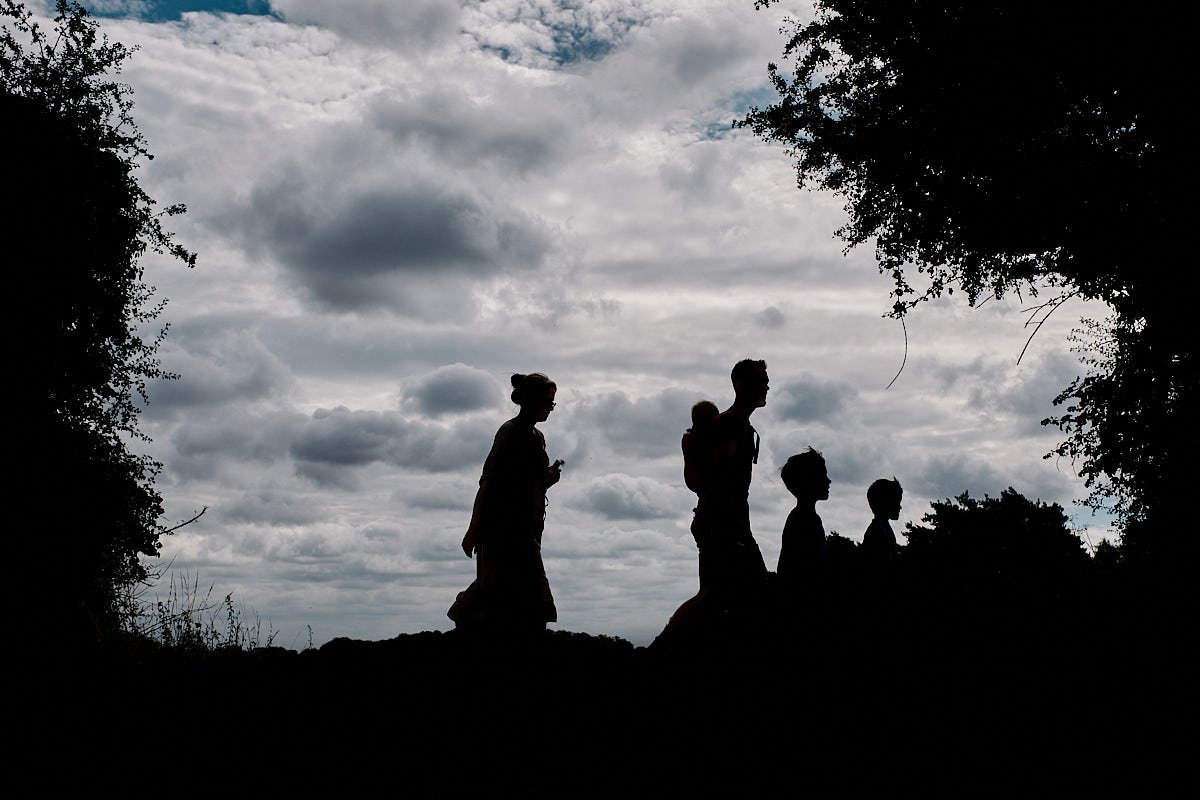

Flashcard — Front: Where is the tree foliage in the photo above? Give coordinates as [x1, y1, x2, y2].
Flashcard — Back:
[741, 0, 1186, 315]
[2, 1, 194, 641]
[902, 488, 1089, 616]
[905, 489, 1086, 571]
[1041, 315, 1197, 567]
[741, 1, 1195, 542]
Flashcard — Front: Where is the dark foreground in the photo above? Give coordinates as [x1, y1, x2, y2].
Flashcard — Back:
[20, 599, 1194, 794]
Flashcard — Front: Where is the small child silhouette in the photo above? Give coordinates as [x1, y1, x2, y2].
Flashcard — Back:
[776, 448, 830, 592]
[862, 477, 902, 564]
[682, 400, 719, 493]
[691, 399, 719, 428]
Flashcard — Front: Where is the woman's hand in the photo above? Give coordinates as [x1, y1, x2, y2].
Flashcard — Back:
[545, 459, 564, 488]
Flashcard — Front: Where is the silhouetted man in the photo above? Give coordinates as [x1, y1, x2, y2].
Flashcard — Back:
[692, 359, 771, 607]
[652, 360, 772, 648]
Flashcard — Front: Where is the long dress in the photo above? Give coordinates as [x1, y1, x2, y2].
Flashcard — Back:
[448, 417, 557, 630]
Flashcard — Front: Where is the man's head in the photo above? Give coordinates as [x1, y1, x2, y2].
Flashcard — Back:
[731, 359, 769, 408]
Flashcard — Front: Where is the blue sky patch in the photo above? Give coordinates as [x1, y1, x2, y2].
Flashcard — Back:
[699, 85, 779, 140]
[83, 1, 272, 22]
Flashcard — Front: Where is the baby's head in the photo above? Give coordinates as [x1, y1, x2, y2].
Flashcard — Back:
[781, 448, 829, 501]
[867, 477, 903, 520]
[691, 400, 719, 429]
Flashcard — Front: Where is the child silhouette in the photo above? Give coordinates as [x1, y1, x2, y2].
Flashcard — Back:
[776, 448, 830, 594]
[682, 400, 719, 493]
[862, 478, 902, 565]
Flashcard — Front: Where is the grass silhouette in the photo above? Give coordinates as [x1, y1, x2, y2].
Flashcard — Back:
[117, 571, 282, 653]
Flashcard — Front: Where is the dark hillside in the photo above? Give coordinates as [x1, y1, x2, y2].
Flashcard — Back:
[23, 589, 1192, 794]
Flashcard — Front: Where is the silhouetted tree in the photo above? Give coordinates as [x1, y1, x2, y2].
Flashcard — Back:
[903, 488, 1088, 606]
[2, 1, 193, 643]
[1043, 315, 1197, 562]
[740, 1, 1195, 551]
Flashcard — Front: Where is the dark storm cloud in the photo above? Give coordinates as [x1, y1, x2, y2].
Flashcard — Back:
[574, 388, 701, 459]
[291, 406, 494, 479]
[371, 92, 567, 176]
[401, 363, 503, 417]
[581, 473, 683, 520]
[772, 374, 856, 423]
[248, 176, 551, 312]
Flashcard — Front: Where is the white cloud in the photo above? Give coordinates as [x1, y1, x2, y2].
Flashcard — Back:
[247, 175, 551, 312]
[459, 0, 658, 68]
[581, 473, 687, 519]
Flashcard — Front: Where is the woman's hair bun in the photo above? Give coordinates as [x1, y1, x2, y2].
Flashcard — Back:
[510, 372, 556, 405]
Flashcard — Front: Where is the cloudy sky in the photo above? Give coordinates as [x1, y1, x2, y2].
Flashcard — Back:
[50, 0, 1106, 646]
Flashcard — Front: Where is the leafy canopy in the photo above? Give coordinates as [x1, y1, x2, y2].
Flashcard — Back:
[3, 0, 194, 438]
[740, 0, 1187, 320]
[741, 1, 1195, 541]
[3, 1, 194, 639]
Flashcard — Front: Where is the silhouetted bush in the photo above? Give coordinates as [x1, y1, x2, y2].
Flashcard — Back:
[3, 2, 193, 644]
[902, 487, 1088, 601]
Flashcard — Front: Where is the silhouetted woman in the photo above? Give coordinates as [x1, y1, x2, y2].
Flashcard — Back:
[448, 373, 563, 634]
